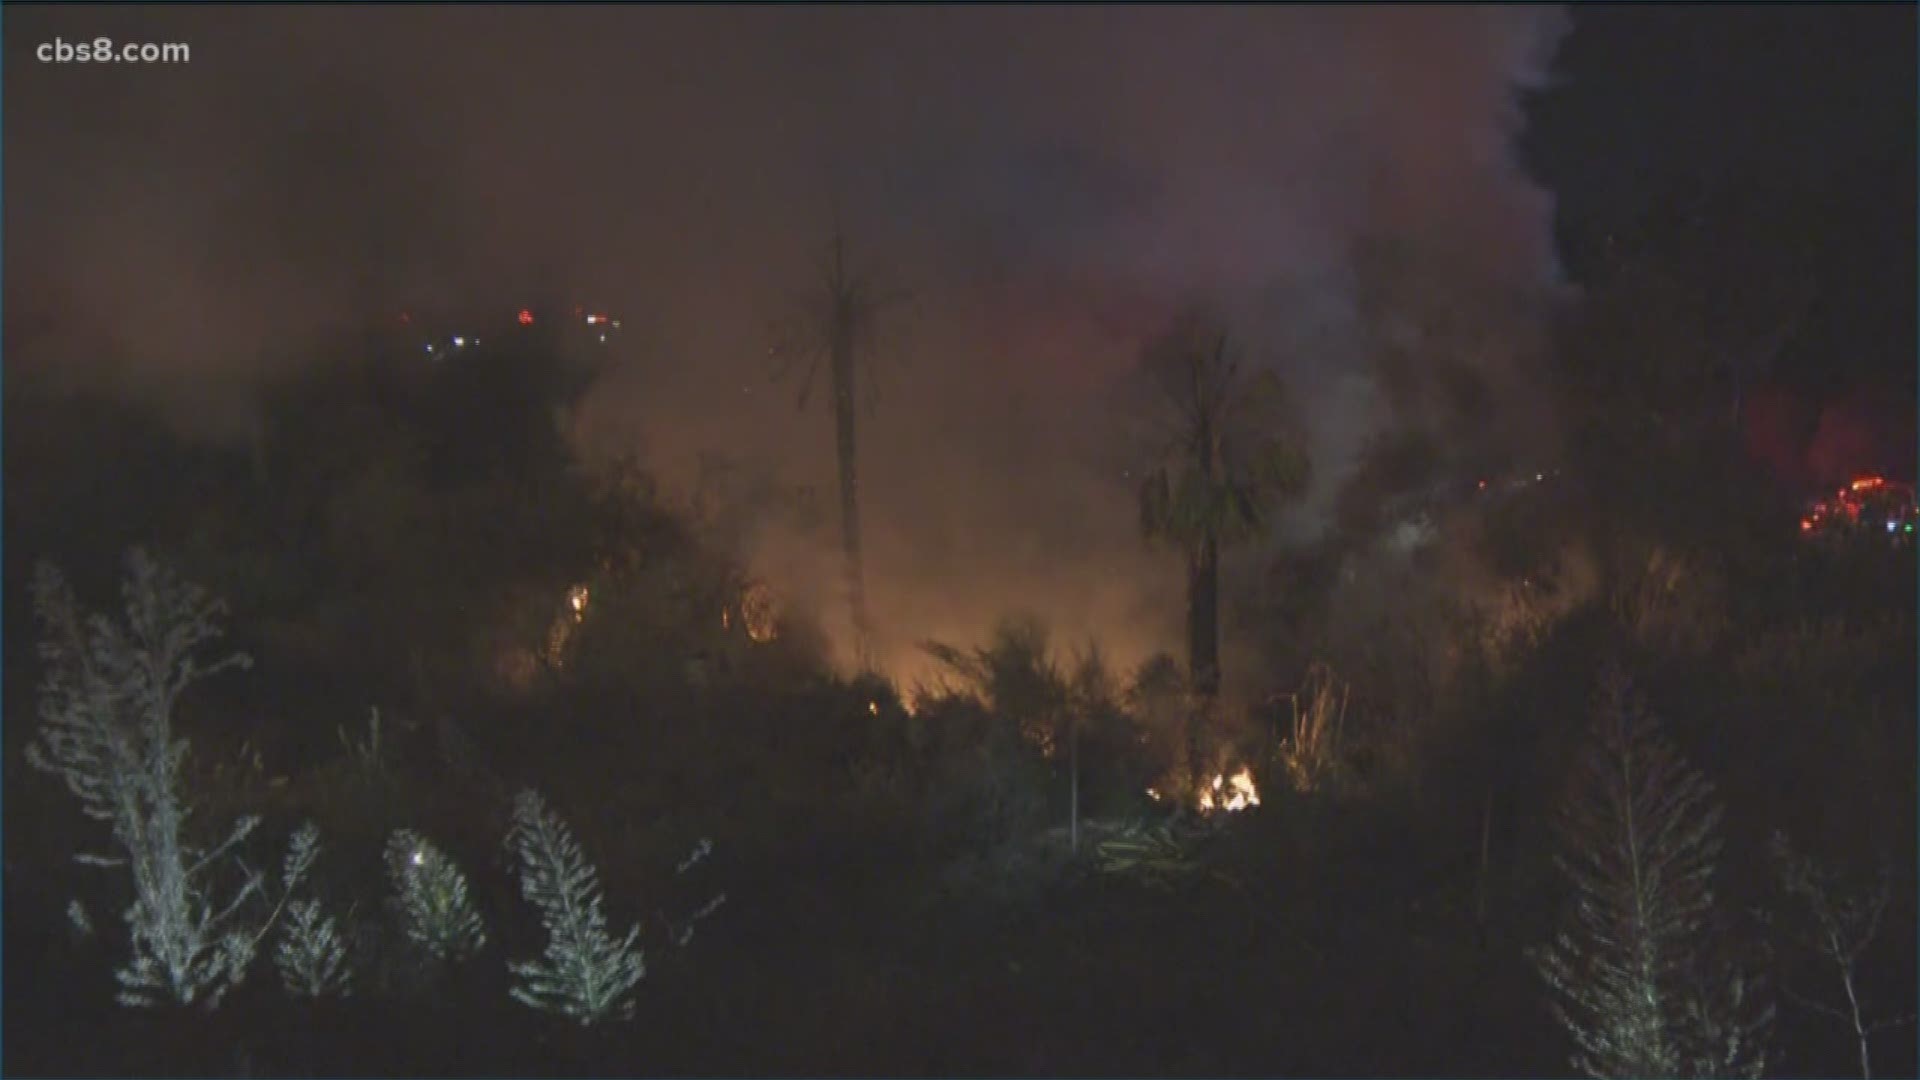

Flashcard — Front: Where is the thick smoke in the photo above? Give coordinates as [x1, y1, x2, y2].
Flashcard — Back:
[5, 6, 1568, 684]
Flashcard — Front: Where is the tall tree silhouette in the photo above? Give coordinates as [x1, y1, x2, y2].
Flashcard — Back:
[1136, 308, 1309, 766]
[771, 222, 908, 667]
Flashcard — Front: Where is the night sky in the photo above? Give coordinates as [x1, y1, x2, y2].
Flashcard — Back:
[1524, 5, 1917, 430]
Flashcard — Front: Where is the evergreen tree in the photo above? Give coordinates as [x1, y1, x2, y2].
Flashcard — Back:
[275, 824, 350, 999]
[385, 829, 486, 963]
[505, 790, 645, 1025]
[1534, 667, 1770, 1079]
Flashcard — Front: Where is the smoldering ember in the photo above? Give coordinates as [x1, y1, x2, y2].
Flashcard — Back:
[3, 6, 1914, 1078]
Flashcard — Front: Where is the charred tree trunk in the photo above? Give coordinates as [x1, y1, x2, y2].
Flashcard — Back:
[1185, 534, 1220, 788]
[1187, 535, 1221, 698]
[782, 221, 905, 672]
[1183, 339, 1224, 788]
[828, 273, 872, 667]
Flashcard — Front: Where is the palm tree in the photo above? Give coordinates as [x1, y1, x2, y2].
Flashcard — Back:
[771, 222, 907, 667]
[1136, 308, 1310, 716]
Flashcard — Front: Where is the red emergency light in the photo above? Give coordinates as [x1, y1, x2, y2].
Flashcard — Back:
[518, 309, 535, 325]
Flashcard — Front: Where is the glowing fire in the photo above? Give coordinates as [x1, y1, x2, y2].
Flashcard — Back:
[545, 584, 593, 669]
[1145, 767, 1260, 813]
[1197, 767, 1261, 813]
[739, 581, 778, 643]
[722, 582, 779, 642]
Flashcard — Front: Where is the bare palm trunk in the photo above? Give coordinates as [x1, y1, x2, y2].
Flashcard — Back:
[831, 328, 871, 666]
[823, 233, 873, 668]
[779, 222, 904, 672]
[1186, 534, 1220, 787]
[1184, 337, 1224, 785]
[1187, 535, 1221, 698]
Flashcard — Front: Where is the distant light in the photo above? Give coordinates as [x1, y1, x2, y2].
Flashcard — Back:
[599, 333, 607, 342]
[610, 319, 621, 329]
[1477, 479, 1487, 490]
[1801, 519, 1813, 532]
[1535, 472, 1544, 482]
[424, 343, 434, 354]
[411, 849, 425, 867]
[453, 336, 466, 347]
[1888, 521, 1898, 533]
[518, 309, 534, 325]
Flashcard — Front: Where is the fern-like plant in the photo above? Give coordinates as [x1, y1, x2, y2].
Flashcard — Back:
[274, 824, 350, 999]
[277, 900, 351, 999]
[385, 830, 486, 962]
[27, 552, 263, 1008]
[505, 789, 644, 1025]
[1533, 666, 1770, 1079]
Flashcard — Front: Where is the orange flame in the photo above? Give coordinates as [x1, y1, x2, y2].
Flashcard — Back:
[1195, 767, 1261, 813]
[740, 581, 778, 643]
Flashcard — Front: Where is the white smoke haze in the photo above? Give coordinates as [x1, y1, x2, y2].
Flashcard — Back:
[5, 5, 1569, 685]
